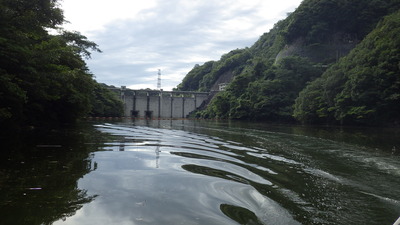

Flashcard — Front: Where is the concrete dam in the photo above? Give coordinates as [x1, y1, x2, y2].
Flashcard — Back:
[120, 88, 210, 119]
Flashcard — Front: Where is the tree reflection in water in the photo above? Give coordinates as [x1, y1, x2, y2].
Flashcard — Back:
[220, 204, 263, 225]
[0, 125, 102, 225]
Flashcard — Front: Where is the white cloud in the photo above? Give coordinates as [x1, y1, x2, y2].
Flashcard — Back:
[61, 0, 303, 90]
[62, 0, 158, 33]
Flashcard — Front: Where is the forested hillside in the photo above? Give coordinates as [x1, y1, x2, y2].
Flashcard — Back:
[0, 0, 123, 129]
[177, 0, 400, 125]
[294, 10, 400, 125]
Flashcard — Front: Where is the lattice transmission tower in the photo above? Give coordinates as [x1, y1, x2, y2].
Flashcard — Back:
[157, 69, 161, 90]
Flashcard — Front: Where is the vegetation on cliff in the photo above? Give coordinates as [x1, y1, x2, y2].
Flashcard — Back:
[0, 0, 123, 128]
[199, 56, 323, 121]
[177, 0, 400, 126]
[294, 10, 400, 125]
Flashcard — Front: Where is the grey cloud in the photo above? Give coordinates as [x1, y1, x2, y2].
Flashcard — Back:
[86, 0, 295, 90]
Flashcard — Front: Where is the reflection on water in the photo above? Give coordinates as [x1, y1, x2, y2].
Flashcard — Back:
[220, 204, 263, 225]
[1, 120, 399, 225]
[0, 125, 99, 225]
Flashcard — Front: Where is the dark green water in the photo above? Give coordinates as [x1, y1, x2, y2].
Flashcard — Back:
[0, 120, 399, 225]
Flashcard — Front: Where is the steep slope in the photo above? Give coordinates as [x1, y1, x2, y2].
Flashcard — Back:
[176, 0, 400, 124]
[294, 10, 400, 125]
[274, 0, 399, 63]
[175, 48, 251, 92]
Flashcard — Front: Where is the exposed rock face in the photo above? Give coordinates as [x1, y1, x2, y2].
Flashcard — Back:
[210, 71, 234, 92]
[276, 33, 359, 64]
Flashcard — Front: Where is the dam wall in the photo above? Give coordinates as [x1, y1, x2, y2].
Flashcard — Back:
[119, 88, 209, 119]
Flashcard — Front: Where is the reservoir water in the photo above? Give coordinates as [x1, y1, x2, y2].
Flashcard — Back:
[1, 119, 399, 225]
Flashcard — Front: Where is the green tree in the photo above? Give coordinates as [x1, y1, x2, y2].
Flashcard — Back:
[333, 11, 400, 124]
[89, 83, 123, 117]
[179, 0, 400, 124]
[294, 78, 332, 123]
[295, 10, 400, 125]
[0, 0, 117, 128]
[176, 61, 214, 91]
[202, 56, 323, 121]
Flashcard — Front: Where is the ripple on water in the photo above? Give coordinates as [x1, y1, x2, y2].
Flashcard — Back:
[84, 123, 302, 225]
[88, 122, 400, 225]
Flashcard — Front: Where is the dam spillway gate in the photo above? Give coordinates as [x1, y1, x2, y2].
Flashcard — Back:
[119, 88, 210, 119]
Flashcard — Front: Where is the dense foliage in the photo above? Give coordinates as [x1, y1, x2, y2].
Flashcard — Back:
[178, 0, 400, 126]
[283, 0, 400, 44]
[176, 49, 251, 92]
[294, 10, 400, 125]
[198, 57, 323, 121]
[0, 0, 123, 128]
[89, 83, 123, 118]
[176, 61, 215, 91]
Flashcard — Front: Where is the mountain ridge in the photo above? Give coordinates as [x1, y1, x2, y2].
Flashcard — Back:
[176, 0, 400, 125]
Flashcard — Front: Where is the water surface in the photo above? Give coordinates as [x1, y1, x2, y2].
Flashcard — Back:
[1, 120, 399, 225]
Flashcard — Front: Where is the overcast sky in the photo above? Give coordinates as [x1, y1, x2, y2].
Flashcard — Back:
[61, 0, 303, 90]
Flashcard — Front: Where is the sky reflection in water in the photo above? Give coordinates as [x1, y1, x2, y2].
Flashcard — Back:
[54, 123, 299, 225]
[51, 120, 400, 225]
